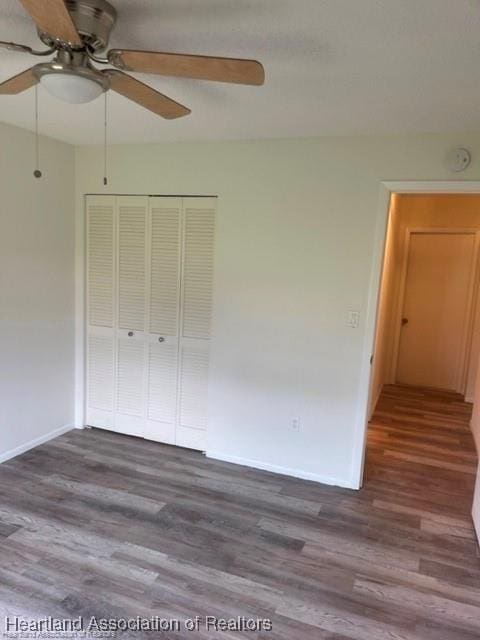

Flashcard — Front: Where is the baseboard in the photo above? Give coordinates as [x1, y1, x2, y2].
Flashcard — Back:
[0, 423, 74, 464]
[206, 450, 354, 489]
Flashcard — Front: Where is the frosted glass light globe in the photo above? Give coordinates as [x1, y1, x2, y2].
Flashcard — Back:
[40, 72, 104, 104]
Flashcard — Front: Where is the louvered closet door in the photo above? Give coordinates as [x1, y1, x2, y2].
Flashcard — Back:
[177, 197, 216, 450]
[115, 196, 148, 436]
[144, 197, 182, 445]
[86, 196, 116, 429]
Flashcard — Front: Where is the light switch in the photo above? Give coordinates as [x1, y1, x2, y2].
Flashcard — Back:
[347, 310, 360, 328]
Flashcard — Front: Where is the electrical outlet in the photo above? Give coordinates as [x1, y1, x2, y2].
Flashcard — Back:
[291, 418, 300, 431]
[347, 310, 360, 328]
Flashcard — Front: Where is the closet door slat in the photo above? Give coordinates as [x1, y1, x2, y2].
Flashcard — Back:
[118, 200, 147, 331]
[150, 202, 181, 335]
[182, 204, 216, 340]
[88, 202, 114, 328]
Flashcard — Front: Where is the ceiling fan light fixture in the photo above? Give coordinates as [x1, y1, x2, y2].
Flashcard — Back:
[41, 72, 103, 103]
[33, 62, 109, 103]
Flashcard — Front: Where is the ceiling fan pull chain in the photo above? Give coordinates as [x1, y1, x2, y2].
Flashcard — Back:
[103, 91, 108, 186]
[33, 85, 42, 179]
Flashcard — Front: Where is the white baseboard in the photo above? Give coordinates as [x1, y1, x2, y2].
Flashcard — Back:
[0, 423, 74, 464]
[206, 450, 354, 489]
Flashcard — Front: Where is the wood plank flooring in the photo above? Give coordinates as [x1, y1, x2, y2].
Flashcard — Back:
[0, 384, 479, 639]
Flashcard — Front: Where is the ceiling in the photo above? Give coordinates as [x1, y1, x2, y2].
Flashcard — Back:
[1, 0, 480, 145]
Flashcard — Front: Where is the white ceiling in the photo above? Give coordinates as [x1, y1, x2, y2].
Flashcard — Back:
[1, 0, 480, 145]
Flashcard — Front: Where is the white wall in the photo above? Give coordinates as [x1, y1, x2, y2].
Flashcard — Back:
[75, 134, 480, 488]
[0, 122, 75, 462]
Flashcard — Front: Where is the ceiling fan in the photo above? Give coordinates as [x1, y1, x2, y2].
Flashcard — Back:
[0, 0, 265, 118]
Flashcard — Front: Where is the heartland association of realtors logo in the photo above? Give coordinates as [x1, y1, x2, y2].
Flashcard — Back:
[3, 615, 273, 636]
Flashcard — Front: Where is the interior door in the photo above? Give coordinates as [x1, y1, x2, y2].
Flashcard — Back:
[396, 232, 476, 391]
[177, 198, 216, 450]
[115, 196, 148, 436]
[144, 197, 182, 445]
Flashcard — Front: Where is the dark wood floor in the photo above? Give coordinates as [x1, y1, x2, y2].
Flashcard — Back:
[0, 384, 479, 639]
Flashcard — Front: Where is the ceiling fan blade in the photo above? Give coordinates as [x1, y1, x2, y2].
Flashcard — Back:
[105, 70, 191, 120]
[0, 67, 38, 94]
[108, 50, 265, 86]
[18, 0, 82, 45]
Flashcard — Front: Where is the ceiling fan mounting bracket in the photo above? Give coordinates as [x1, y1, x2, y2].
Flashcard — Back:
[38, 0, 117, 52]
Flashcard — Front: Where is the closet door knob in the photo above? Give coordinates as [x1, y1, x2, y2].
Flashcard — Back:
[158, 337, 165, 343]
[128, 331, 134, 337]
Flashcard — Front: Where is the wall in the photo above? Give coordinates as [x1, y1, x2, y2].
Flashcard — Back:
[75, 134, 480, 488]
[372, 194, 480, 408]
[0, 122, 75, 462]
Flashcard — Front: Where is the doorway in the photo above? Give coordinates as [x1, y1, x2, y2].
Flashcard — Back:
[369, 194, 480, 414]
[361, 191, 480, 542]
[352, 185, 480, 494]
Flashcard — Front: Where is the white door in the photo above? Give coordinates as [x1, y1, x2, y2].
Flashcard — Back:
[144, 197, 182, 445]
[177, 198, 216, 450]
[115, 196, 148, 436]
[396, 232, 476, 391]
[86, 195, 116, 429]
[85, 195, 216, 450]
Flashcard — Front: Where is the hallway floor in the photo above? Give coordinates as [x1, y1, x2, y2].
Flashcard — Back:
[0, 384, 479, 639]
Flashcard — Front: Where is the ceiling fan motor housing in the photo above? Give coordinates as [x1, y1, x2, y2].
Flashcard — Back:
[39, 0, 117, 51]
